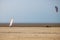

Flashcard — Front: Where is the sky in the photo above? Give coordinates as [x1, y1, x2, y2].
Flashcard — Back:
[0, 0, 60, 23]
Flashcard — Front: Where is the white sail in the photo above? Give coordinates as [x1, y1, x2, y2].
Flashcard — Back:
[9, 18, 14, 27]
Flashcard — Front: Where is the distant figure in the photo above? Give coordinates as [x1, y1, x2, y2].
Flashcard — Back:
[9, 18, 14, 27]
[46, 25, 51, 27]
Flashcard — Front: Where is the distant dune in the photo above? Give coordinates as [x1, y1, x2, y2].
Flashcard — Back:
[0, 23, 60, 27]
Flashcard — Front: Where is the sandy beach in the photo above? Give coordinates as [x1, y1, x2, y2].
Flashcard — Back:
[0, 27, 60, 40]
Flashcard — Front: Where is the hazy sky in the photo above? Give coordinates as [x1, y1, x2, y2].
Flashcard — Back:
[0, 0, 60, 23]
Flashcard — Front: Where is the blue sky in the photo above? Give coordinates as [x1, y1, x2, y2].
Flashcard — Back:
[0, 0, 60, 23]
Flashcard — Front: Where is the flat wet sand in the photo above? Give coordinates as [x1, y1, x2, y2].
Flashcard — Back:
[0, 23, 60, 27]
